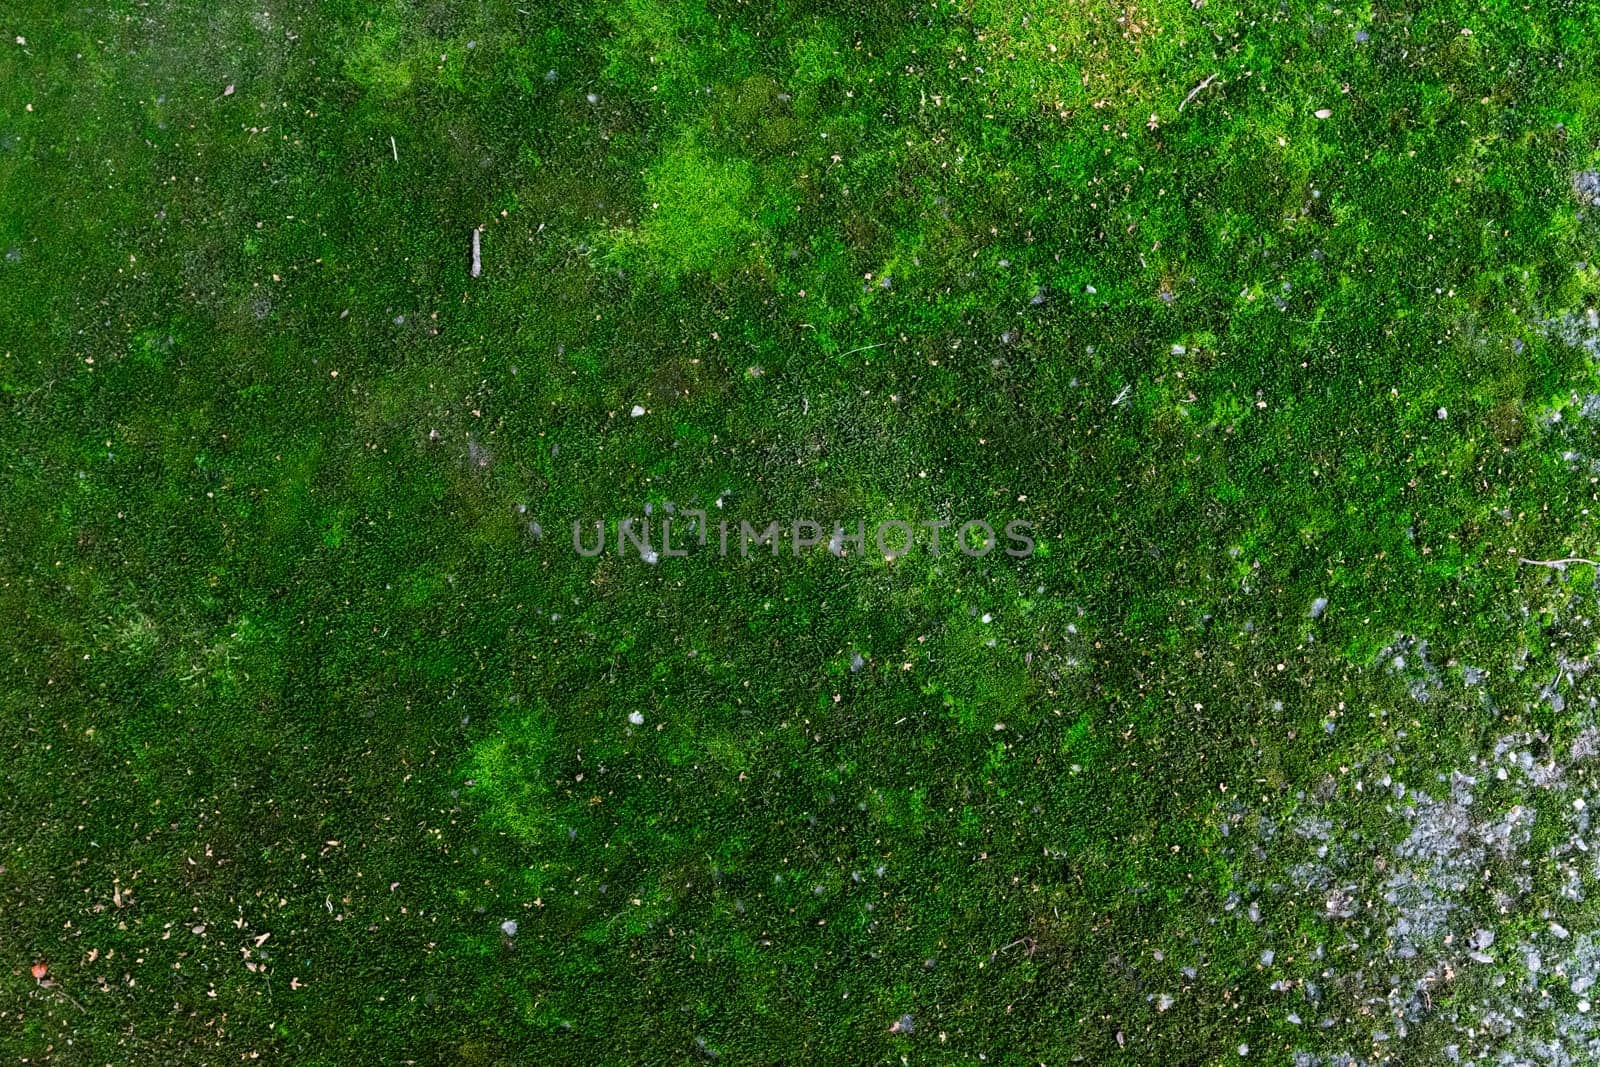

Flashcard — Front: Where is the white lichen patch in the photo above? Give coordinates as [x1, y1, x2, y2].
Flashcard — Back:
[1206, 715, 1600, 1065]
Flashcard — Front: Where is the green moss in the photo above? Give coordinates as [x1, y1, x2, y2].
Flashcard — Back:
[343, 18, 418, 99]
[6, 0, 1600, 1062]
[604, 135, 759, 284]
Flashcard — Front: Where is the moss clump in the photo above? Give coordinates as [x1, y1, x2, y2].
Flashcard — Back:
[604, 136, 758, 285]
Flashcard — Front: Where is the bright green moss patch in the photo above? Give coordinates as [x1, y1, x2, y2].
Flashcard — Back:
[604, 136, 759, 284]
[343, 19, 418, 99]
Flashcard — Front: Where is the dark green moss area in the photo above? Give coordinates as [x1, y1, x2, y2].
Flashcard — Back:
[5, 0, 1600, 1062]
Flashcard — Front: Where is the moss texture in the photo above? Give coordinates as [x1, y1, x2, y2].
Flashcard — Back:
[5, 0, 1600, 1062]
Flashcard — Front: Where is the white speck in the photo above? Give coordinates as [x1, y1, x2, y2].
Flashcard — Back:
[630, 405, 646, 417]
[628, 711, 644, 726]
[1313, 108, 1332, 118]
[500, 920, 518, 937]
[224, 83, 236, 96]
[981, 613, 992, 623]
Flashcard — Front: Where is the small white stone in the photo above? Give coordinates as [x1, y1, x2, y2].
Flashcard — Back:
[628, 711, 645, 726]
[630, 405, 646, 417]
[500, 920, 518, 937]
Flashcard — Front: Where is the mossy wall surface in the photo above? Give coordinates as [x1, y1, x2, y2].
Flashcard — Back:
[6, 1, 1600, 1063]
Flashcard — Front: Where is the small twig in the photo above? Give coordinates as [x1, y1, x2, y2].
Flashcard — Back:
[838, 341, 889, 358]
[390, 135, 399, 162]
[38, 982, 85, 1013]
[989, 936, 1037, 961]
[470, 227, 482, 278]
[1519, 557, 1599, 569]
[1179, 72, 1220, 112]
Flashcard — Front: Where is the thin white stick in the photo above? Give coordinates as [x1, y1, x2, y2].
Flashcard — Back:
[471, 227, 482, 278]
[390, 135, 398, 162]
[1519, 557, 1600, 568]
[1180, 73, 1219, 112]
